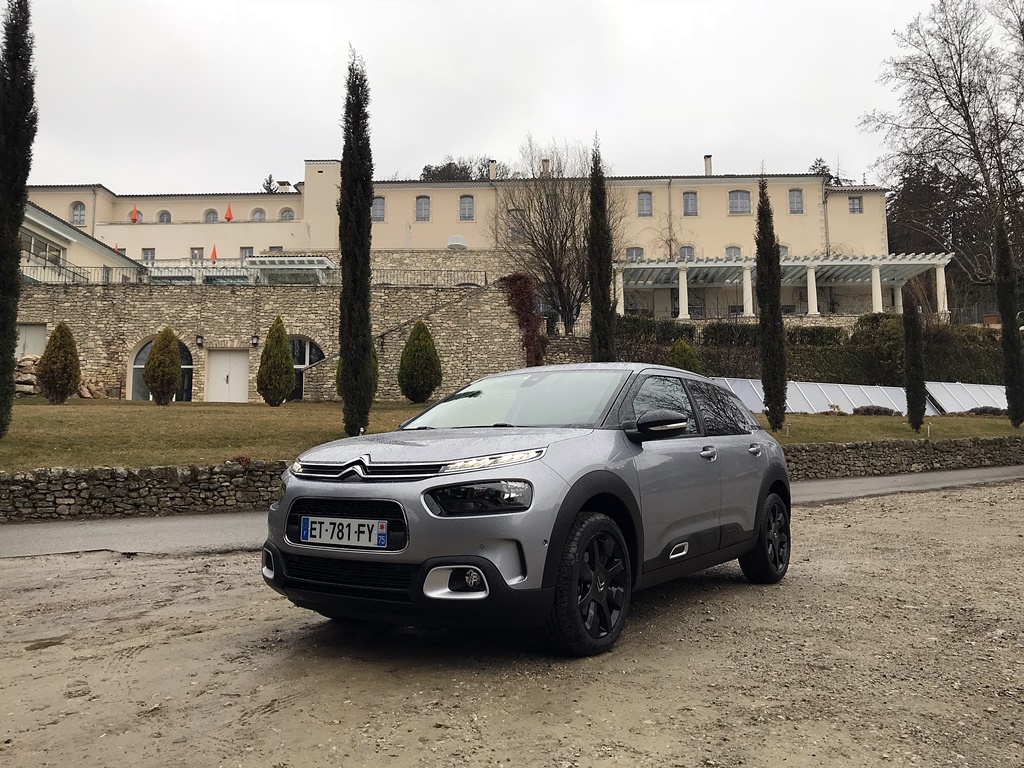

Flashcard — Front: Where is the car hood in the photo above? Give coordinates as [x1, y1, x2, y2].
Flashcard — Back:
[296, 427, 593, 465]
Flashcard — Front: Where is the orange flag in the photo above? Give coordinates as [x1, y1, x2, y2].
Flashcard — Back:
[130, 204, 138, 223]
[211, 245, 217, 261]
[224, 204, 233, 222]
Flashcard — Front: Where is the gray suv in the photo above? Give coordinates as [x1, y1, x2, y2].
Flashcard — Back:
[262, 363, 790, 656]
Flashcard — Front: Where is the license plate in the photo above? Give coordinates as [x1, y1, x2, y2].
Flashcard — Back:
[300, 516, 388, 548]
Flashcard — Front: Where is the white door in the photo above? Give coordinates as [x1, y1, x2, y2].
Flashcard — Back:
[206, 350, 249, 403]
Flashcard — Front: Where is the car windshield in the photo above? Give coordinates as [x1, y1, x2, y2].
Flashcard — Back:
[402, 369, 631, 429]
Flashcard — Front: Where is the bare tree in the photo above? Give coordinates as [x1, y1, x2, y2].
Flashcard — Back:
[491, 136, 623, 335]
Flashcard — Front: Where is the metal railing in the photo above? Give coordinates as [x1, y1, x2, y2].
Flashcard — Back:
[19, 264, 489, 288]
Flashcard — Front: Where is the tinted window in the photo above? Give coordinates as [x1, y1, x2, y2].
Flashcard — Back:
[627, 376, 697, 434]
[688, 381, 754, 436]
[405, 370, 631, 429]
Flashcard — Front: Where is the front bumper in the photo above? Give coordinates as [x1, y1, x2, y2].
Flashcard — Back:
[261, 540, 554, 627]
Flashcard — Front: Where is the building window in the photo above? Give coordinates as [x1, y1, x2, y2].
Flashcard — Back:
[728, 305, 744, 317]
[251, 208, 266, 222]
[459, 195, 475, 221]
[637, 191, 653, 217]
[287, 337, 326, 401]
[190, 247, 204, 262]
[626, 247, 644, 262]
[71, 202, 86, 226]
[416, 195, 430, 221]
[371, 197, 385, 222]
[789, 189, 803, 214]
[679, 245, 695, 261]
[203, 209, 218, 223]
[849, 196, 863, 214]
[682, 191, 697, 217]
[280, 208, 295, 221]
[158, 210, 171, 224]
[240, 246, 253, 260]
[142, 248, 155, 263]
[132, 339, 193, 402]
[778, 245, 789, 257]
[725, 246, 741, 259]
[268, 246, 283, 252]
[728, 190, 751, 214]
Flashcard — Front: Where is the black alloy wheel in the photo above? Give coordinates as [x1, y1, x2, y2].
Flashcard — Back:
[739, 492, 791, 584]
[548, 511, 632, 656]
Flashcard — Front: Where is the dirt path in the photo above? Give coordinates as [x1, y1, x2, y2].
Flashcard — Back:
[1, 483, 1022, 768]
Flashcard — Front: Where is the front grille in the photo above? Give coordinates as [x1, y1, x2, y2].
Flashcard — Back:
[297, 461, 444, 481]
[281, 553, 416, 602]
[286, 498, 408, 551]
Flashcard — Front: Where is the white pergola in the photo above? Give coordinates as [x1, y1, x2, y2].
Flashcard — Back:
[613, 252, 955, 318]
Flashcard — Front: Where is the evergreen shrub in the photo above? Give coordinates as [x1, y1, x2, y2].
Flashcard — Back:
[666, 338, 702, 374]
[702, 322, 759, 347]
[398, 321, 442, 403]
[852, 405, 900, 416]
[143, 327, 182, 405]
[257, 317, 295, 407]
[35, 322, 80, 404]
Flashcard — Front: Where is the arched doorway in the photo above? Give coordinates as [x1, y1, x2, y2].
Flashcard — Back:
[288, 337, 324, 401]
[131, 339, 194, 402]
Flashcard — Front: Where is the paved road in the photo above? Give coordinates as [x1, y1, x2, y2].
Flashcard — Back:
[1, 465, 1022, 559]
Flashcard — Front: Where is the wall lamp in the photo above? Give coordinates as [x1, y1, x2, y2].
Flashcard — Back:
[195, 334, 204, 348]
[250, 334, 260, 348]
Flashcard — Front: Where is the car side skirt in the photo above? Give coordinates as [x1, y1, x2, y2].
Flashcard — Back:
[635, 540, 757, 591]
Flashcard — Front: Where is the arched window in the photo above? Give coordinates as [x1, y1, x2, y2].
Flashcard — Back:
[158, 210, 172, 224]
[279, 208, 295, 221]
[778, 245, 789, 257]
[679, 245, 695, 262]
[288, 337, 325, 401]
[728, 190, 751, 214]
[725, 246, 742, 259]
[626, 247, 644, 262]
[131, 339, 193, 402]
[71, 202, 86, 226]
[129, 210, 143, 223]
[415, 196, 430, 221]
[459, 195, 475, 221]
[204, 209, 218, 223]
[251, 208, 266, 222]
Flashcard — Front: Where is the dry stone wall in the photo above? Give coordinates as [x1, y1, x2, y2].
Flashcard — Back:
[2, 437, 1022, 523]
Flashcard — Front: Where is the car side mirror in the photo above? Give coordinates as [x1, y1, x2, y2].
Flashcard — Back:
[622, 409, 690, 443]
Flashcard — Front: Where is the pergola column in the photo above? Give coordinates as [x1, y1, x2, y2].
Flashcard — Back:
[805, 265, 819, 316]
[935, 264, 948, 318]
[677, 267, 689, 320]
[742, 265, 754, 317]
[870, 264, 883, 313]
[894, 282, 904, 314]
[614, 268, 624, 316]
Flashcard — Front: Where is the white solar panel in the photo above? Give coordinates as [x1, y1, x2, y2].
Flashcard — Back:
[925, 382, 1007, 413]
[712, 378, 941, 416]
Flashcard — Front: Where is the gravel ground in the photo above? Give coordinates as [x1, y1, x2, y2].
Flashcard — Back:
[1, 482, 1022, 768]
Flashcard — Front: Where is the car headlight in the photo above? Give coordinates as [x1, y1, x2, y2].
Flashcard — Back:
[440, 449, 544, 474]
[425, 481, 533, 516]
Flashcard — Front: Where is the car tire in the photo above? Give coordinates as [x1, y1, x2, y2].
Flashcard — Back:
[546, 511, 631, 656]
[739, 492, 791, 584]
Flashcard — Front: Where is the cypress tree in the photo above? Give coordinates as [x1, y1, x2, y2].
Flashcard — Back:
[902, 298, 927, 433]
[257, 317, 295, 407]
[35, 322, 80, 404]
[0, 0, 38, 437]
[993, 222, 1024, 427]
[397, 321, 441, 404]
[587, 138, 615, 361]
[143, 327, 182, 406]
[755, 175, 787, 431]
[336, 342, 378, 400]
[337, 50, 374, 436]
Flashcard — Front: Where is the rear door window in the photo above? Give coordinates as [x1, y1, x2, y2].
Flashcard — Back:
[688, 381, 753, 436]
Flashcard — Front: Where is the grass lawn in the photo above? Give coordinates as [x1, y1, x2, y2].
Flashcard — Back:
[0, 398, 1018, 473]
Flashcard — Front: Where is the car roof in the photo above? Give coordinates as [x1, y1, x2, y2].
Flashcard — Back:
[485, 362, 714, 382]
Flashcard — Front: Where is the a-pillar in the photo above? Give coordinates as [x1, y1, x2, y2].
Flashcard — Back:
[870, 264, 883, 313]
[614, 268, 625, 316]
[935, 264, 948, 319]
[805, 264, 819, 316]
[742, 265, 754, 317]
[677, 267, 690, 320]
[894, 282, 904, 314]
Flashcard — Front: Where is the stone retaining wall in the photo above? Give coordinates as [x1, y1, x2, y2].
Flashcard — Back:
[2, 437, 1021, 524]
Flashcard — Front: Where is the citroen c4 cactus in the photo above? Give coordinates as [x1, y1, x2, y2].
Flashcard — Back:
[262, 363, 791, 656]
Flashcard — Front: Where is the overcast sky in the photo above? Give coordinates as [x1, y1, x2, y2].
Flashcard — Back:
[26, 0, 927, 194]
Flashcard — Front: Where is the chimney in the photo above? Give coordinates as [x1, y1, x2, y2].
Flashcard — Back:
[488, 159, 497, 180]
[277, 180, 291, 192]
[541, 158, 550, 176]
[703, 155, 712, 176]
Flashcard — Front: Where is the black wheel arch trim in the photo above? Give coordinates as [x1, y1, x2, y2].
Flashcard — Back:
[756, 464, 791, 527]
[541, 470, 643, 590]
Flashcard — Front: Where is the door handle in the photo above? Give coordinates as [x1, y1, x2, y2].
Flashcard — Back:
[699, 446, 717, 461]
[748, 443, 762, 456]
